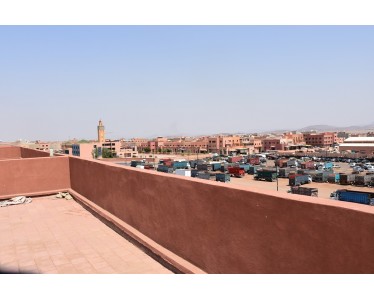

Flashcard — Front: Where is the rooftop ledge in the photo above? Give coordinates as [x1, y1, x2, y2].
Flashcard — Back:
[1, 145, 374, 273]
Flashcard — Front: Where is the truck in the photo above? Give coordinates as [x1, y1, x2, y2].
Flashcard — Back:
[248, 165, 261, 175]
[215, 173, 231, 183]
[314, 171, 332, 183]
[196, 172, 211, 180]
[228, 156, 243, 163]
[289, 174, 312, 186]
[190, 160, 206, 169]
[173, 160, 190, 170]
[298, 169, 319, 180]
[228, 167, 245, 178]
[159, 159, 173, 167]
[157, 165, 173, 173]
[275, 158, 288, 168]
[289, 186, 318, 197]
[210, 162, 222, 171]
[300, 161, 315, 170]
[191, 169, 199, 177]
[327, 173, 340, 183]
[248, 157, 260, 165]
[323, 162, 334, 170]
[143, 164, 155, 170]
[330, 189, 374, 206]
[354, 174, 374, 186]
[197, 164, 210, 171]
[220, 163, 234, 173]
[278, 168, 292, 178]
[287, 159, 299, 168]
[339, 174, 356, 185]
[254, 170, 277, 182]
[131, 160, 144, 167]
[189, 160, 197, 169]
[238, 164, 251, 172]
[175, 169, 191, 177]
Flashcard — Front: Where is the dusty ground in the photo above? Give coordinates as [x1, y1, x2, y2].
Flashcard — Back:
[230, 161, 374, 199]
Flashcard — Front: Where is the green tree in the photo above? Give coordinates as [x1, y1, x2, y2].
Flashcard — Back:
[93, 147, 116, 158]
[102, 148, 116, 158]
[78, 139, 90, 144]
[143, 147, 151, 153]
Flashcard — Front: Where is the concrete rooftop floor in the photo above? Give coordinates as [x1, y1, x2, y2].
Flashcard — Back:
[0, 195, 172, 274]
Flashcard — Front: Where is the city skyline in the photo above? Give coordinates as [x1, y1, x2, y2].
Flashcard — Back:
[1, 26, 374, 141]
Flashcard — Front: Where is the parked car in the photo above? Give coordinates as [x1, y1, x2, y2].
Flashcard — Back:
[332, 164, 340, 168]
[353, 166, 364, 173]
[349, 163, 356, 167]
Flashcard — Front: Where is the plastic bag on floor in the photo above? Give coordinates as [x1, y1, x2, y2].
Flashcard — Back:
[0, 196, 32, 207]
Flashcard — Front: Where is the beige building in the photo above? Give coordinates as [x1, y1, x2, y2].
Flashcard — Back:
[207, 135, 242, 154]
[10, 140, 62, 153]
[339, 137, 374, 157]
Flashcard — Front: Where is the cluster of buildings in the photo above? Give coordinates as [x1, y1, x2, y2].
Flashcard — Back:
[124, 128, 374, 157]
[62, 123, 329, 159]
[4, 120, 374, 159]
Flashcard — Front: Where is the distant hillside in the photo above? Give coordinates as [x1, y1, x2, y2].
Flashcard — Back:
[298, 122, 374, 132]
[145, 122, 374, 139]
[257, 122, 374, 135]
[298, 125, 340, 132]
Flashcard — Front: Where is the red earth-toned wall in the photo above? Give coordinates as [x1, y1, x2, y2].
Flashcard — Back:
[0, 157, 70, 198]
[20, 147, 50, 158]
[0, 146, 51, 160]
[0, 146, 21, 160]
[69, 157, 374, 274]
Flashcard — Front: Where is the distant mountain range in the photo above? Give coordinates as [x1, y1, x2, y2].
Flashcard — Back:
[260, 122, 374, 135]
[297, 122, 374, 133]
[144, 122, 374, 139]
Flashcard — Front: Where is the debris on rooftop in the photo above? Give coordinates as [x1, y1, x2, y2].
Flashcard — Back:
[55, 192, 73, 200]
[0, 196, 32, 207]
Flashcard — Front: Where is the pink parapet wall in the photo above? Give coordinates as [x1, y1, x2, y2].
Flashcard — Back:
[0, 156, 71, 198]
[0, 146, 51, 160]
[69, 157, 374, 274]
[0, 146, 21, 160]
[20, 147, 50, 158]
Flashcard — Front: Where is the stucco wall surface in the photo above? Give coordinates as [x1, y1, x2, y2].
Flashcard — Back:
[20, 147, 50, 158]
[69, 157, 374, 274]
[0, 157, 71, 197]
[0, 146, 21, 160]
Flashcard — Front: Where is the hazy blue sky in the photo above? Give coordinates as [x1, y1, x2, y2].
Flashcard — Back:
[0, 26, 373, 141]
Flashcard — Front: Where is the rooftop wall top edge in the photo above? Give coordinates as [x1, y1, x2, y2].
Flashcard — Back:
[69, 156, 374, 215]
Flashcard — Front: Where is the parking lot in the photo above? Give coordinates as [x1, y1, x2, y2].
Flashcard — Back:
[230, 161, 374, 200]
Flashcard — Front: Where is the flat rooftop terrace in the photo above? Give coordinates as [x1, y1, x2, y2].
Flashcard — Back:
[0, 195, 172, 274]
[1, 145, 374, 273]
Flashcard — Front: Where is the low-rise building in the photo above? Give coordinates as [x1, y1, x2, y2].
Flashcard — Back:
[339, 137, 374, 157]
[303, 132, 337, 147]
[283, 132, 305, 145]
[262, 137, 286, 151]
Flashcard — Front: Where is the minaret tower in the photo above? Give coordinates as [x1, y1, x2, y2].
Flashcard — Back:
[98, 119, 105, 143]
